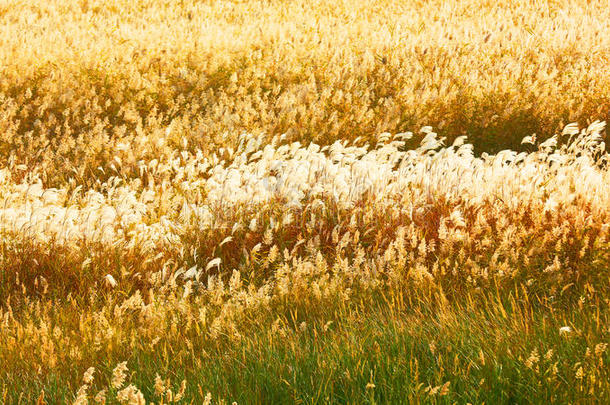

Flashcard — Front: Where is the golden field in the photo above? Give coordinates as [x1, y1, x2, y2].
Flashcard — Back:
[0, 0, 609, 403]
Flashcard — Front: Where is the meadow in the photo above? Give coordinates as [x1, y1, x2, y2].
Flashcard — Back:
[0, 0, 609, 403]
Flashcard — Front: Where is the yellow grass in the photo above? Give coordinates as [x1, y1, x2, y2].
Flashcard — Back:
[0, 0, 609, 403]
[2, 0, 610, 185]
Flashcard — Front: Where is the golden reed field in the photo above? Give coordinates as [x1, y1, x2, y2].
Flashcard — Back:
[0, 0, 609, 403]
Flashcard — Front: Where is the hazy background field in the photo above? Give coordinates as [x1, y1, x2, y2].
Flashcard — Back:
[2, 0, 610, 185]
[0, 0, 609, 403]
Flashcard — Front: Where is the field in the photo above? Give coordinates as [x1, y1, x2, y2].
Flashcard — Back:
[1, 0, 610, 403]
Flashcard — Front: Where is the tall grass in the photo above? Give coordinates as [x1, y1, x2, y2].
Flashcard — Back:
[1, 0, 610, 404]
[1, 0, 610, 185]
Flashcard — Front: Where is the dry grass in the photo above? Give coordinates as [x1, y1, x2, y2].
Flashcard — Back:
[0, 0, 609, 404]
[2, 0, 610, 186]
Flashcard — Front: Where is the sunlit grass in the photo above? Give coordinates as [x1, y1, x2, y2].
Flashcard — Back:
[1, 0, 610, 403]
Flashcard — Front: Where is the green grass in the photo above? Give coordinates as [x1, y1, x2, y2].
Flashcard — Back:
[3, 286, 607, 404]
